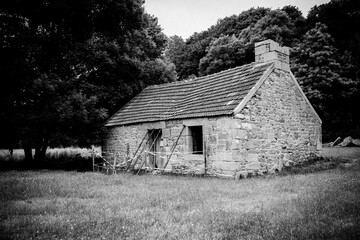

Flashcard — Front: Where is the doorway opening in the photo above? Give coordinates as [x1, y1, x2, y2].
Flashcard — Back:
[148, 129, 162, 168]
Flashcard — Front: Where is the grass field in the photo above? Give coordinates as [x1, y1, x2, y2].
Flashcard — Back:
[0, 147, 360, 239]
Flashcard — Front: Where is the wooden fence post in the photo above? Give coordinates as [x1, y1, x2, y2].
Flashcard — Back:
[113, 153, 116, 174]
[203, 140, 207, 176]
[91, 145, 95, 172]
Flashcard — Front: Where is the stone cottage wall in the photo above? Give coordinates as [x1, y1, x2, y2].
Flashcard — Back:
[224, 68, 322, 177]
[103, 117, 237, 175]
[103, 124, 148, 163]
[103, 68, 321, 178]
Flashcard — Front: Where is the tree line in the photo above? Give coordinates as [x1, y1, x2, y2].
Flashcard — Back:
[0, 0, 359, 163]
[165, 0, 360, 142]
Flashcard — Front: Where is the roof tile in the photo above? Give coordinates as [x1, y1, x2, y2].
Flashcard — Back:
[105, 62, 273, 126]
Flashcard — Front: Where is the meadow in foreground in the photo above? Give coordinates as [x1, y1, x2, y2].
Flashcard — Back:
[1, 153, 360, 240]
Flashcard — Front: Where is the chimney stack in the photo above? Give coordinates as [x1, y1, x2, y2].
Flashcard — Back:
[255, 39, 290, 71]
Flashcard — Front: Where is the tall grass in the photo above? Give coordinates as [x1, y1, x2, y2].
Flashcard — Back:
[1, 161, 360, 239]
[0, 147, 98, 161]
[0, 147, 100, 171]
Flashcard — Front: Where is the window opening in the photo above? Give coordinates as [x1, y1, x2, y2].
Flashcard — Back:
[189, 126, 203, 154]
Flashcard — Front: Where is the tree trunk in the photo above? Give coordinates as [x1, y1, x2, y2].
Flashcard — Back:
[23, 146, 33, 163]
[34, 147, 42, 164]
[34, 137, 48, 164]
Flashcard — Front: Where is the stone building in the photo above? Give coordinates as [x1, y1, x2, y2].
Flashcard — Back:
[103, 39, 322, 178]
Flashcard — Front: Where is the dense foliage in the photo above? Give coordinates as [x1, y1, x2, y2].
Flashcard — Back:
[0, 0, 176, 162]
[165, 0, 360, 141]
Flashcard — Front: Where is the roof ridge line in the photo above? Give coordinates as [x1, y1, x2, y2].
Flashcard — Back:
[150, 62, 256, 88]
[193, 62, 254, 81]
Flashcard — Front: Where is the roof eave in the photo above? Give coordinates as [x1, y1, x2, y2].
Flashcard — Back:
[104, 111, 235, 127]
[288, 71, 322, 124]
[104, 86, 152, 127]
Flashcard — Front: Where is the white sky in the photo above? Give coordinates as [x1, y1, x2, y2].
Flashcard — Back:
[144, 0, 331, 39]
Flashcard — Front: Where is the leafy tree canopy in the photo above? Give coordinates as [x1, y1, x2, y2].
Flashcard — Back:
[291, 22, 359, 139]
[166, 7, 303, 79]
[307, 0, 360, 66]
[199, 35, 245, 76]
[0, 0, 176, 162]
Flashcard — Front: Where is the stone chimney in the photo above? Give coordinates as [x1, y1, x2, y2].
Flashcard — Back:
[255, 39, 290, 71]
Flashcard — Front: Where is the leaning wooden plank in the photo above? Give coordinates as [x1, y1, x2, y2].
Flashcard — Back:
[133, 130, 152, 158]
[126, 130, 154, 171]
[136, 153, 147, 175]
[162, 125, 186, 170]
[113, 154, 116, 174]
[99, 155, 115, 171]
[136, 130, 162, 174]
[130, 133, 156, 170]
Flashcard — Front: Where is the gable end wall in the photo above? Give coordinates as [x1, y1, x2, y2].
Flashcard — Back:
[232, 68, 322, 173]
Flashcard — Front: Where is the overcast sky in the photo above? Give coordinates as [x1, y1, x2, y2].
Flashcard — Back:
[144, 0, 331, 39]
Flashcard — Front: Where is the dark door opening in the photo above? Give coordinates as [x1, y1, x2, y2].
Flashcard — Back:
[148, 129, 162, 168]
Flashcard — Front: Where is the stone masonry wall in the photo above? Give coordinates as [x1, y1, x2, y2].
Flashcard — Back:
[103, 124, 147, 164]
[103, 68, 321, 178]
[227, 68, 322, 177]
[103, 117, 237, 176]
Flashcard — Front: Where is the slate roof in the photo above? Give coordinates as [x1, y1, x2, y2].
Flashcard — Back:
[105, 62, 274, 127]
